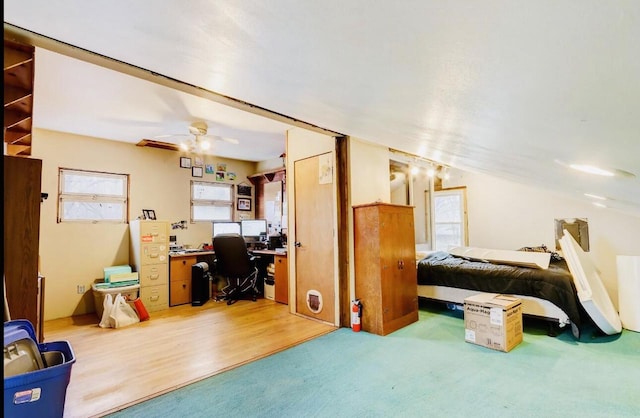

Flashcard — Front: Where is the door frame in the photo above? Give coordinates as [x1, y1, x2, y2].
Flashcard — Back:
[286, 135, 349, 327]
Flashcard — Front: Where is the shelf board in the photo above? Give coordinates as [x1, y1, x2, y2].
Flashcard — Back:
[4, 109, 32, 129]
[6, 143, 32, 156]
[4, 85, 33, 108]
[4, 130, 32, 146]
[5, 40, 34, 156]
[3, 45, 33, 71]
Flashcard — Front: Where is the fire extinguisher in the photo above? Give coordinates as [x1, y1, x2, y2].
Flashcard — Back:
[351, 299, 362, 332]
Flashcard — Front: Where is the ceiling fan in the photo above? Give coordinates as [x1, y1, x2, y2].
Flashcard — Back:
[148, 121, 240, 153]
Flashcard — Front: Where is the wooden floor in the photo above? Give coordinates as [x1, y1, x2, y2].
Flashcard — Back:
[43, 299, 337, 418]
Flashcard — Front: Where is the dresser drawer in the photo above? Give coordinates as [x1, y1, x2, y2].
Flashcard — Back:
[140, 243, 168, 265]
[138, 264, 168, 287]
[170, 256, 198, 282]
[139, 221, 168, 243]
[170, 279, 191, 306]
[140, 284, 169, 312]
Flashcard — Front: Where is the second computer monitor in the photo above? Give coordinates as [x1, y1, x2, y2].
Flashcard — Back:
[241, 219, 267, 242]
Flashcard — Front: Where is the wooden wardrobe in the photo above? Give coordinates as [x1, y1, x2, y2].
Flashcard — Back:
[4, 156, 44, 341]
[353, 202, 418, 336]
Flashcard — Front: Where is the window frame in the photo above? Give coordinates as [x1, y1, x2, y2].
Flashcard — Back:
[58, 168, 129, 223]
[431, 187, 468, 251]
[190, 180, 235, 223]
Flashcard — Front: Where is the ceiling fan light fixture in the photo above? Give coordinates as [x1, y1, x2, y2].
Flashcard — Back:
[584, 193, 607, 201]
[198, 140, 211, 151]
[569, 164, 615, 177]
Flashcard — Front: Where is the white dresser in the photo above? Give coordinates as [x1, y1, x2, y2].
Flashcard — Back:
[130, 220, 169, 312]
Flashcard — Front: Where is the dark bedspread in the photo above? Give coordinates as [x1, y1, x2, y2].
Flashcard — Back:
[417, 251, 584, 330]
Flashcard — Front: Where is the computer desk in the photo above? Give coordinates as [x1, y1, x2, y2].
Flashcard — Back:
[168, 251, 216, 306]
[252, 249, 289, 304]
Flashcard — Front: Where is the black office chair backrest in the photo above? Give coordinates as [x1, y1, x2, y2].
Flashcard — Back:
[213, 234, 253, 278]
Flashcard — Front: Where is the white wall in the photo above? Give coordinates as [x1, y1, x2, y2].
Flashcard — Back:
[347, 139, 640, 309]
[445, 170, 640, 305]
[33, 129, 257, 320]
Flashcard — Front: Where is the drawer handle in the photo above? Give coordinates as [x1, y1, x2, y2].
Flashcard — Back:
[150, 274, 159, 279]
[150, 253, 159, 258]
[150, 296, 159, 302]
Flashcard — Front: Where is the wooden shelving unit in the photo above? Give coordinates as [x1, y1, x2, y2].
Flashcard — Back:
[4, 39, 35, 156]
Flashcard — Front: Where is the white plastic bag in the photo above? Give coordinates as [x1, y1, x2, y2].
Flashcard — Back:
[99, 293, 115, 328]
[109, 293, 140, 328]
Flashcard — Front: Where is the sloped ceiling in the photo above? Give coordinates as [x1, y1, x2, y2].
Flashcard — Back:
[4, 1, 639, 216]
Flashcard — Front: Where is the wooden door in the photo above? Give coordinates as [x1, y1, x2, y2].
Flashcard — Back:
[294, 154, 335, 323]
[380, 206, 417, 323]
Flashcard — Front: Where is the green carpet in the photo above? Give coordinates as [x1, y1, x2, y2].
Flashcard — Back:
[109, 303, 640, 417]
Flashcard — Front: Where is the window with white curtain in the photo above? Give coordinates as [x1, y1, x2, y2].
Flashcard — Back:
[433, 188, 468, 251]
[58, 168, 129, 223]
[191, 181, 234, 222]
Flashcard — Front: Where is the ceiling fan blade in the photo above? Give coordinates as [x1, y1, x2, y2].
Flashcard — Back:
[210, 135, 239, 145]
[154, 133, 190, 139]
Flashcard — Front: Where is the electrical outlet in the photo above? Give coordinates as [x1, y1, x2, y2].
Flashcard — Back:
[77, 285, 85, 294]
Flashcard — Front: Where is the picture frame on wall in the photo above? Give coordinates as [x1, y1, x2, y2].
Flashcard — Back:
[237, 184, 252, 196]
[180, 157, 191, 168]
[192, 166, 204, 178]
[237, 198, 252, 211]
[142, 209, 156, 220]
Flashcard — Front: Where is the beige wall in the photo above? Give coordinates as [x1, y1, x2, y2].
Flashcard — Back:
[33, 129, 257, 320]
[348, 138, 390, 206]
[346, 137, 392, 302]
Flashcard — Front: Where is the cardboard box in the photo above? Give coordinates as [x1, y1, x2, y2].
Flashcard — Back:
[464, 293, 523, 352]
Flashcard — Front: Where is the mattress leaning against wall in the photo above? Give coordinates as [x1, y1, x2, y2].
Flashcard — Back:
[559, 230, 622, 335]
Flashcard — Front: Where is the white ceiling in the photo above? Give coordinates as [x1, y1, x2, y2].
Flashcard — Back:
[5, 1, 640, 216]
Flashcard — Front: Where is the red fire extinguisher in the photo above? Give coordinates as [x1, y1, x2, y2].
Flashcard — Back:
[351, 299, 362, 332]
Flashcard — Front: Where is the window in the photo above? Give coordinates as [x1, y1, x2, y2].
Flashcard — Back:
[191, 181, 234, 222]
[432, 188, 467, 251]
[58, 168, 128, 223]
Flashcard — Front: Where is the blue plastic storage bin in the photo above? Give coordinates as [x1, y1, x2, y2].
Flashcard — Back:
[4, 320, 76, 418]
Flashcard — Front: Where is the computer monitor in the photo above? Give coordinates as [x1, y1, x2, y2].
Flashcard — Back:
[241, 219, 268, 242]
[212, 221, 241, 237]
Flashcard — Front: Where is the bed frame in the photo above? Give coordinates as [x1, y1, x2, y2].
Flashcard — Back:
[417, 284, 576, 337]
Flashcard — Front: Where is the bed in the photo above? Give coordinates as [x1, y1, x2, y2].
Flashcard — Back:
[416, 249, 585, 338]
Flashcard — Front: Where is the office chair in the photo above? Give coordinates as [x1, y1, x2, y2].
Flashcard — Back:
[212, 233, 260, 305]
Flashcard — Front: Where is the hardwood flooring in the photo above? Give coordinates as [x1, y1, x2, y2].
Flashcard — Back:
[43, 299, 337, 418]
